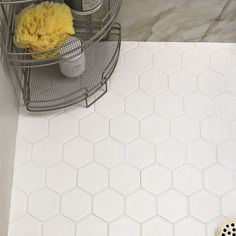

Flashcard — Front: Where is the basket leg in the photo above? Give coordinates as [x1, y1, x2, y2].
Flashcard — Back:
[85, 81, 108, 107]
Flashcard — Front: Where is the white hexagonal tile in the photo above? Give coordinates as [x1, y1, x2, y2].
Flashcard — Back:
[94, 138, 124, 168]
[170, 115, 200, 143]
[117, 43, 138, 70]
[110, 114, 139, 143]
[211, 49, 236, 75]
[215, 93, 236, 120]
[93, 189, 124, 222]
[109, 216, 140, 236]
[126, 190, 156, 223]
[158, 190, 188, 223]
[66, 104, 95, 120]
[43, 215, 75, 236]
[204, 165, 234, 196]
[61, 188, 92, 221]
[140, 69, 168, 96]
[154, 47, 181, 73]
[156, 139, 186, 169]
[142, 216, 173, 236]
[173, 165, 202, 195]
[13, 163, 45, 193]
[184, 92, 213, 120]
[63, 138, 93, 168]
[19, 109, 63, 120]
[110, 164, 140, 195]
[14, 136, 32, 168]
[115, 51, 125, 71]
[14, 42, 236, 236]
[155, 92, 184, 119]
[125, 91, 154, 119]
[169, 69, 196, 96]
[28, 188, 60, 221]
[224, 43, 236, 54]
[110, 68, 138, 96]
[10, 187, 27, 220]
[190, 191, 220, 222]
[227, 72, 236, 95]
[121, 42, 138, 53]
[76, 216, 107, 236]
[140, 115, 169, 144]
[95, 91, 124, 118]
[9, 215, 42, 236]
[231, 120, 236, 139]
[49, 114, 78, 142]
[46, 162, 77, 194]
[32, 137, 62, 167]
[139, 42, 166, 52]
[80, 113, 109, 143]
[196, 42, 223, 53]
[218, 140, 236, 169]
[182, 47, 210, 74]
[125, 139, 155, 169]
[175, 218, 205, 236]
[201, 116, 229, 143]
[115, 56, 123, 70]
[198, 70, 226, 97]
[187, 139, 217, 169]
[166, 42, 194, 52]
[142, 164, 171, 195]
[125, 47, 152, 73]
[18, 117, 48, 142]
[77, 163, 108, 194]
[222, 191, 236, 216]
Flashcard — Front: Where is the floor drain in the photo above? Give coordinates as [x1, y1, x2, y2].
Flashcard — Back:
[215, 217, 236, 236]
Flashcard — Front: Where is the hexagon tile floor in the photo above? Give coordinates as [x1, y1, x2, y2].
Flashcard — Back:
[9, 42, 236, 236]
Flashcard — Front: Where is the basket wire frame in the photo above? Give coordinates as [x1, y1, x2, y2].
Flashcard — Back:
[0, 0, 122, 112]
[0, 0, 121, 67]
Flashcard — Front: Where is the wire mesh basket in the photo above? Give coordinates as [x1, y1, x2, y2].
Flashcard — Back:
[0, 0, 122, 111]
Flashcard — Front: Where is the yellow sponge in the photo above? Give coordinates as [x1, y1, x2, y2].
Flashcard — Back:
[14, 1, 75, 58]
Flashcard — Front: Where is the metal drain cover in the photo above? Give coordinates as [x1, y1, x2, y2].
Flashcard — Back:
[215, 217, 236, 236]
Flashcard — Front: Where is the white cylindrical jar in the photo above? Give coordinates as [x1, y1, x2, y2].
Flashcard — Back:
[65, 0, 103, 15]
[59, 37, 86, 78]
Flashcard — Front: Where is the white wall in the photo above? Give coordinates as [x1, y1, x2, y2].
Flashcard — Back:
[0, 49, 19, 236]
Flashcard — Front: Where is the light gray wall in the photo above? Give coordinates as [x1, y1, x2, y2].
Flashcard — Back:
[0, 48, 19, 236]
[117, 0, 236, 42]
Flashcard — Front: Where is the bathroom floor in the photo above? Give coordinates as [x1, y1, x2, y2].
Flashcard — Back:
[9, 42, 236, 236]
